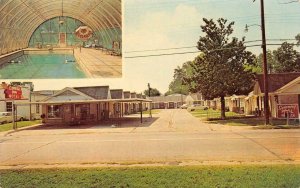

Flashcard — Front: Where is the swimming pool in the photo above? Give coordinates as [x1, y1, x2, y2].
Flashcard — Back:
[0, 54, 86, 79]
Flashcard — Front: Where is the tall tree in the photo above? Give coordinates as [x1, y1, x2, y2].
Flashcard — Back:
[186, 18, 256, 119]
[143, 88, 161, 97]
[254, 50, 277, 73]
[166, 63, 191, 96]
[273, 42, 300, 73]
[296, 34, 300, 46]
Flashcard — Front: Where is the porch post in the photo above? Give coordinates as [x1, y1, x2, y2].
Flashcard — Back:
[140, 101, 143, 123]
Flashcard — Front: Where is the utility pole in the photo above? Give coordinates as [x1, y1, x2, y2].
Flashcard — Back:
[254, 0, 270, 125]
[12, 100, 16, 130]
[148, 83, 152, 118]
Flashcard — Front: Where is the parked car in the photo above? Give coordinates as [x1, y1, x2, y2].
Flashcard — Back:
[180, 104, 188, 109]
[0, 112, 24, 124]
[187, 104, 196, 111]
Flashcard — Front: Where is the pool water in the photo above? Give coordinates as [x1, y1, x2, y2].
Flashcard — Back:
[0, 54, 86, 79]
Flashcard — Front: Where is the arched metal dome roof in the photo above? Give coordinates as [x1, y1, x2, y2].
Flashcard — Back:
[0, 0, 121, 55]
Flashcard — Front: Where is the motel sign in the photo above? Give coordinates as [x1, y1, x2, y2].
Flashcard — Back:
[277, 104, 299, 119]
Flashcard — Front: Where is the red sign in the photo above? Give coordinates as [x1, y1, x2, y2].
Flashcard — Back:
[4, 85, 23, 100]
[277, 104, 299, 119]
[75, 26, 93, 41]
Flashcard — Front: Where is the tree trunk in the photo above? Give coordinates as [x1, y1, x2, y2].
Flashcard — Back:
[220, 96, 226, 120]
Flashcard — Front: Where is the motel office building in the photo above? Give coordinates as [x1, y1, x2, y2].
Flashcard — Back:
[37, 86, 150, 125]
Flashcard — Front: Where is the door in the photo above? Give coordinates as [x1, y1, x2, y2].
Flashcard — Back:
[298, 95, 300, 111]
[59, 33, 66, 47]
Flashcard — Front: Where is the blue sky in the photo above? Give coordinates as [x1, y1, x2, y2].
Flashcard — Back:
[32, 0, 300, 93]
[121, 0, 300, 93]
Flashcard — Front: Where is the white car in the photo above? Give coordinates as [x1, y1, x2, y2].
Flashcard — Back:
[180, 104, 188, 109]
[0, 112, 24, 124]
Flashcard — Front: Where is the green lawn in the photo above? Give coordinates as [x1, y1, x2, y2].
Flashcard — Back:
[190, 109, 242, 120]
[0, 165, 300, 187]
[190, 109, 300, 127]
[0, 120, 41, 132]
[211, 117, 300, 127]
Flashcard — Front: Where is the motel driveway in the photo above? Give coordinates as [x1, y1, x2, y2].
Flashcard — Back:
[0, 109, 300, 168]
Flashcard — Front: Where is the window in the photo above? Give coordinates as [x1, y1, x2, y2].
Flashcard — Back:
[6, 102, 12, 112]
[75, 104, 90, 120]
[36, 104, 40, 113]
[47, 105, 62, 118]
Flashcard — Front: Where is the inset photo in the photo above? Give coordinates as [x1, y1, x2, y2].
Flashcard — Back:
[0, 0, 122, 79]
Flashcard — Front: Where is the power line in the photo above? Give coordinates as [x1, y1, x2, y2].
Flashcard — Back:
[124, 46, 197, 53]
[125, 38, 297, 54]
[125, 43, 298, 59]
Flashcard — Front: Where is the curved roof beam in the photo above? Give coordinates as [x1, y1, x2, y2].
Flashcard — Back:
[0, 0, 121, 55]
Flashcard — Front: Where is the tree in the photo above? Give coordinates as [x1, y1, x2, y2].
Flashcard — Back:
[296, 34, 300, 46]
[254, 50, 277, 73]
[165, 63, 191, 96]
[143, 88, 161, 97]
[273, 42, 300, 73]
[186, 18, 256, 119]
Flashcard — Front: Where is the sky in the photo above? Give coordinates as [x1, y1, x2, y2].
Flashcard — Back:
[6, 0, 300, 94]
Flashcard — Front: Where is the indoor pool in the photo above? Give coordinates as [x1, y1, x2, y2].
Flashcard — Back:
[0, 54, 86, 79]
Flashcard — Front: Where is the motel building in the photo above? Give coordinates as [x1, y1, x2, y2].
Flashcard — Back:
[150, 94, 187, 109]
[244, 73, 300, 119]
[15, 86, 151, 126]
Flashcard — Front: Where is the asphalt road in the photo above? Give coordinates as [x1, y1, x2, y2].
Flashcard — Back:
[0, 109, 299, 168]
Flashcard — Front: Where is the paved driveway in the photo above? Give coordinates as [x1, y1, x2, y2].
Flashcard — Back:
[0, 109, 299, 168]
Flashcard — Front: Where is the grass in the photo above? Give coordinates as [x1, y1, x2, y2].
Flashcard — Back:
[210, 117, 300, 127]
[0, 120, 41, 132]
[190, 109, 300, 127]
[0, 165, 300, 187]
[190, 109, 242, 120]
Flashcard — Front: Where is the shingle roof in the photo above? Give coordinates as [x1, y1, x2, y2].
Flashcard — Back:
[110, 89, 123, 99]
[190, 93, 203, 101]
[74, 86, 110, 99]
[149, 95, 186, 103]
[130, 92, 136, 98]
[123, 91, 131, 99]
[32, 90, 58, 96]
[257, 72, 300, 93]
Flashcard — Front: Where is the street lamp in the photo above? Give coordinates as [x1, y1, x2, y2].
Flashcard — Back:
[148, 83, 152, 118]
[244, 24, 261, 32]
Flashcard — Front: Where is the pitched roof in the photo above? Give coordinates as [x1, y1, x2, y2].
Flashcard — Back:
[136, 94, 142, 99]
[42, 87, 94, 102]
[74, 86, 111, 100]
[189, 93, 203, 101]
[149, 95, 186, 103]
[110, 89, 123, 99]
[32, 90, 58, 96]
[257, 72, 300, 93]
[123, 91, 131, 99]
[130, 92, 136, 98]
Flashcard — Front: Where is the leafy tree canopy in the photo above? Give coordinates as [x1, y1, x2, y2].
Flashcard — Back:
[185, 18, 256, 119]
[144, 88, 161, 97]
[165, 62, 193, 96]
[273, 42, 300, 73]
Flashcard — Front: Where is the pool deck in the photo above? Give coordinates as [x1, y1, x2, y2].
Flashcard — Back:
[0, 48, 122, 78]
[74, 48, 122, 78]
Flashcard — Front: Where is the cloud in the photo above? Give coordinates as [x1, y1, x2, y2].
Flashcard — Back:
[122, 4, 202, 93]
[124, 4, 202, 51]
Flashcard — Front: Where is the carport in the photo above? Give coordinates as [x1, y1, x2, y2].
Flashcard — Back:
[14, 98, 152, 128]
